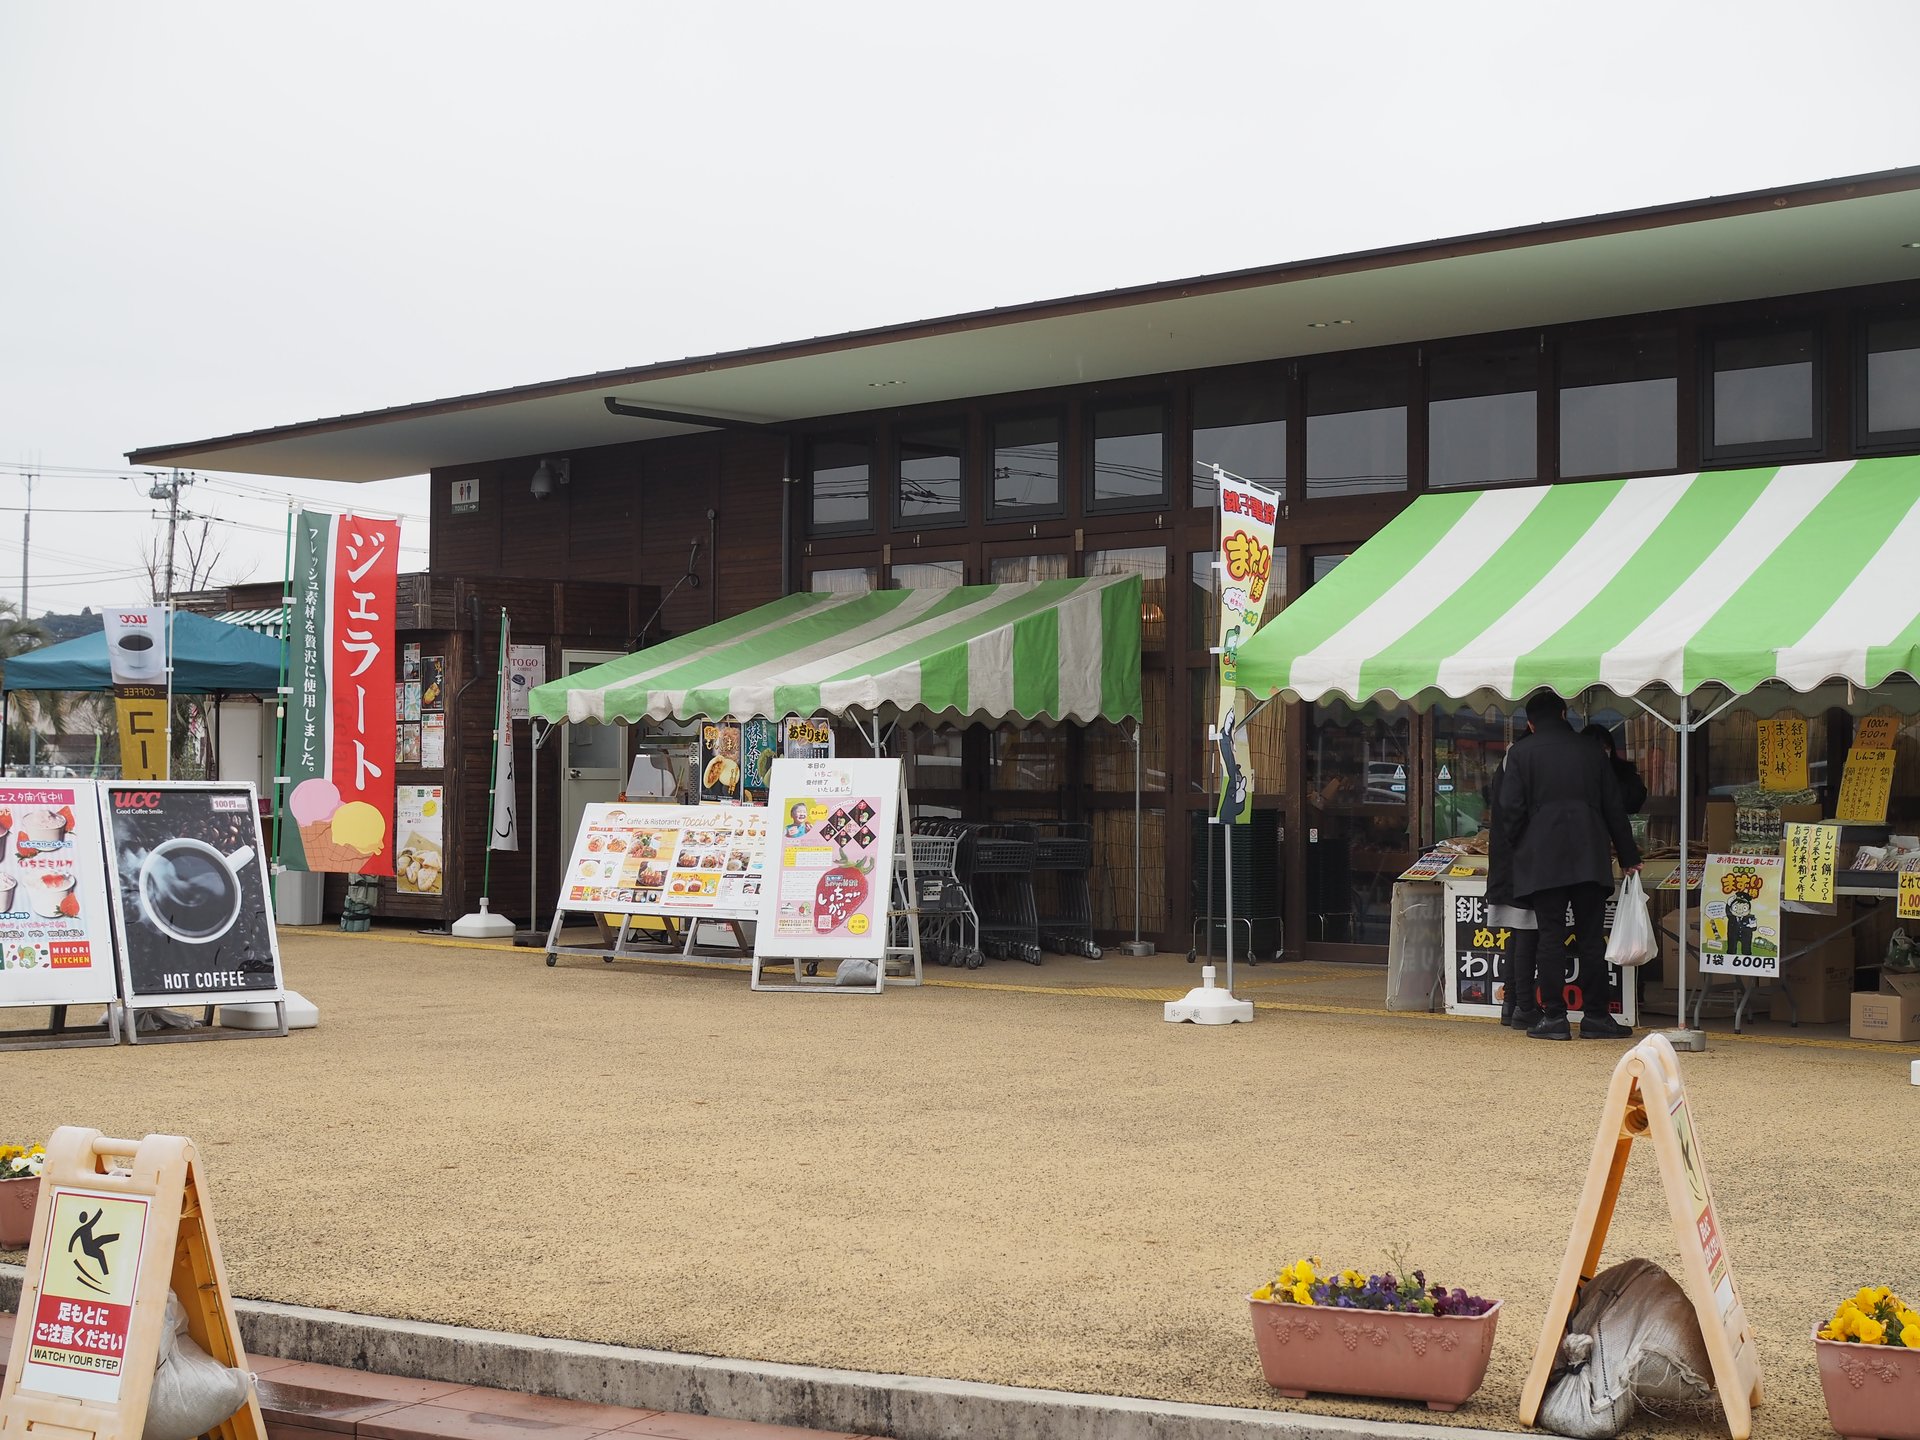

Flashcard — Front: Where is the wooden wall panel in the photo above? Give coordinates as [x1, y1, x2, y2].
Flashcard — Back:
[717, 432, 787, 616]
[637, 436, 720, 642]
[497, 457, 568, 579]
[566, 448, 641, 581]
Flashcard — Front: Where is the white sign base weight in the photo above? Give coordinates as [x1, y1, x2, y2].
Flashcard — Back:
[1164, 966, 1253, 1024]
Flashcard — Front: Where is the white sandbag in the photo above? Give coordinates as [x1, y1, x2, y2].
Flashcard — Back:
[834, 957, 879, 987]
[143, 1291, 252, 1440]
[1537, 1258, 1716, 1438]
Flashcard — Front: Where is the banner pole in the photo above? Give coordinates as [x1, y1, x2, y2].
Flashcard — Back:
[454, 609, 516, 938]
[482, 609, 506, 902]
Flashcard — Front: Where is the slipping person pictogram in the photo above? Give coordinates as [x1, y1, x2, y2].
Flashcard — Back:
[67, 1207, 120, 1295]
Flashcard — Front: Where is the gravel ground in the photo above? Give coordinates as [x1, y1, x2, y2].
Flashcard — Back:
[3, 929, 1913, 1439]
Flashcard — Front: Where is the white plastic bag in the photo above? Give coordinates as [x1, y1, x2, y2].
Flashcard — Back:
[1605, 872, 1657, 969]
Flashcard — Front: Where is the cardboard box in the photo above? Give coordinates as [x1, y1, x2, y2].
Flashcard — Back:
[1883, 971, 1920, 1000]
[1768, 907, 1857, 1025]
[1850, 991, 1920, 1042]
[1643, 905, 1736, 1018]
[1704, 799, 1822, 857]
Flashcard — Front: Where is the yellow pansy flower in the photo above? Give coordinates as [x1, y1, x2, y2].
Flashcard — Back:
[1339, 1269, 1366, 1288]
[1857, 1314, 1888, 1346]
[1290, 1281, 1314, 1305]
[1252, 1284, 1273, 1301]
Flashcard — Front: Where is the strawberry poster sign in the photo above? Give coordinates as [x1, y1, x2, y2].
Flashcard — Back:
[0, 780, 118, 1009]
[756, 757, 901, 963]
[282, 510, 400, 875]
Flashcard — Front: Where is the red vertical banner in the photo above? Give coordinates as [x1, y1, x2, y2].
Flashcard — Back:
[324, 515, 400, 876]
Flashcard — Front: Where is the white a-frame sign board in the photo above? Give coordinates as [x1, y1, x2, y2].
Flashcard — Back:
[1518, 1033, 1762, 1439]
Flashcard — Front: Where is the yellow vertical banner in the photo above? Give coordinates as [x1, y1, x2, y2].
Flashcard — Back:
[1755, 717, 1807, 792]
[111, 691, 167, 781]
[1835, 747, 1897, 823]
[1781, 822, 1838, 905]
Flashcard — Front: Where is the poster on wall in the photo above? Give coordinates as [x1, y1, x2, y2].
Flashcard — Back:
[419, 655, 446, 712]
[103, 607, 170, 780]
[755, 757, 901, 962]
[395, 784, 444, 896]
[1214, 471, 1280, 824]
[99, 782, 284, 1006]
[1442, 878, 1633, 1023]
[396, 724, 422, 766]
[0, 780, 119, 1008]
[507, 643, 546, 720]
[1699, 853, 1783, 978]
[780, 715, 834, 760]
[554, 803, 770, 918]
[282, 510, 401, 875]
[741, 718, 778, 804]
[421, 714, 446, 768]
[699, 720, 744, 803]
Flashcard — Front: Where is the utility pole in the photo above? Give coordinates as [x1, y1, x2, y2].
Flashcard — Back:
[146, 469, 194, 777]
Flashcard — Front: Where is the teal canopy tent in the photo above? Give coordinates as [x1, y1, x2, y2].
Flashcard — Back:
[2, 611, 284, 695]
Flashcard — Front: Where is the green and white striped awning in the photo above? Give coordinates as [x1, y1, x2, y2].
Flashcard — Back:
[1236, 456, 1920, 708]
[529, 574, 1142, 726]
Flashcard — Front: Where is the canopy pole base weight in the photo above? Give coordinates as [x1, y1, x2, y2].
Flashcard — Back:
[1662, 1027, 1707, 1053]
[452, 898, 517, 939]
[1115, 940, 1155, 957]
[1164, 965, 1252, 1025]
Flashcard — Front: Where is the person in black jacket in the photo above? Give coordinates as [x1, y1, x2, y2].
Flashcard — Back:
[1584, 724, 1650, 814]
[1484, 732, 1541, 1030]
[1501, 691, 1642, 1041]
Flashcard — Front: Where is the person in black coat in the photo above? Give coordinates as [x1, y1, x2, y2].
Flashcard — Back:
[1485, 732, 1541, 1030]
[1500, 691, 1642, 1041]
[1584, 724, 1650, 815]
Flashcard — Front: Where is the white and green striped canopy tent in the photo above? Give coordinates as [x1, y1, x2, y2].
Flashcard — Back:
[1236, 457, 1920, 714]
[529, 573, 1143, 728]
[1235, 455, 1920, 1039]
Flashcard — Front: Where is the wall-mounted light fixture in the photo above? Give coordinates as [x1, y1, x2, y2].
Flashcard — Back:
[529, 458, 571, 499]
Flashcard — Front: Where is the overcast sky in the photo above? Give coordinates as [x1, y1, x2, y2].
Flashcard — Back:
[2, 1, 1916, 615]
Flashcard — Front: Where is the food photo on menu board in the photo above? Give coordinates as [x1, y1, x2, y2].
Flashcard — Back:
[0, 783, 118, 1005]
[560, 804, 770, 915]
[101, 784, 282, 1000]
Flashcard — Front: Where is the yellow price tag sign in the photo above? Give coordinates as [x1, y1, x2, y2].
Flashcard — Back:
[1782, 822, 1838, 906]
[1901, 872, 1920, 921]
[1756, 717, 1808, 792]
[1856, 715, 1900, 750]
[1836, 747, 1897, 824]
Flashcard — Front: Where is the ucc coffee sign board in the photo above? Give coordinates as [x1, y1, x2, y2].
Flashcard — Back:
[98, 782, 284, 1008]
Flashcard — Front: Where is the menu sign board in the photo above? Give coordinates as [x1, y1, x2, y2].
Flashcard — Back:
[556, 803, 770, 919]
[698, 721, 744, 804]
[780, 716, 834, 760]
[0, 781, 118, 1008]
[1835, 746, 1897, 824]
[756, 758, 901, 962]
[1443, 877, 1631, 1022]
[99, 782, 284, 1005]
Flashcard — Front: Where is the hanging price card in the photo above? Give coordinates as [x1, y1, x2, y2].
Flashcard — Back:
[1782, 822, 1838, 905]
[1856, 715, 1899, 750]
[1900, 872, 1920, 921]
[1835, 747, 1897, 824]
[1756, 717, 1808, 792]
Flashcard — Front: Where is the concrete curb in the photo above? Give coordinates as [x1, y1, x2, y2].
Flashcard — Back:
[1, 1266, 1514, 1440]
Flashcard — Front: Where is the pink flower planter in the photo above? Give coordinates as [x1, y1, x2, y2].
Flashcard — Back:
[0, 1176, 38, 1248]
[1815, 1326, 1920, 1440]
[1248, 1296, 1501, 1413]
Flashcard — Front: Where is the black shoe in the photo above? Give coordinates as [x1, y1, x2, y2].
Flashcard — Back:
[1526, 1015, 1572, 1041]
[1510, 1007, 1543, 1031]
[1500, 1000, 1516, 1027]
[1580, 1013, 1633, 1040]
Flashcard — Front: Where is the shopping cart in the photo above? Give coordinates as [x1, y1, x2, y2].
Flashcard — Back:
[1034, 821, 1101, 959]
[969, 821, 1042, 965]
[907, 825, 982, 968]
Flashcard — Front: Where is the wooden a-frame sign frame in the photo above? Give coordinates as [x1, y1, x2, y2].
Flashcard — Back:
[0, 1128, 267, 1440]
[1518, 1034, 1763, 1438]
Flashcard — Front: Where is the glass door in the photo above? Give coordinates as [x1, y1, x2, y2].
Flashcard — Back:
[1300, 547, 1412, 952]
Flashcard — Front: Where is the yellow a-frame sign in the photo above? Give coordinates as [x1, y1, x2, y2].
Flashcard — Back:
[0, 1129, 266, 1440]
[1519, 1034, 1763, 1438]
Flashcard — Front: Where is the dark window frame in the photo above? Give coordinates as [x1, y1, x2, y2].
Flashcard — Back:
[805, 431, 878, 537]
[986, 407, 1068, 522]
[1188, 370, 1289, 510]
[1699, 319, 1826, 467]
[1552, 325, 1682, 480]
[1302, 351, 1413, 501]
[1084, 397, 1172, 515]
[889, 418, 970, 531]
[1421, 338, 1542, 492]
[1853, 307, 1920, 455]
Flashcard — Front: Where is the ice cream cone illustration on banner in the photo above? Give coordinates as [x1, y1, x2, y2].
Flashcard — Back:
[289, 778, 386, 872]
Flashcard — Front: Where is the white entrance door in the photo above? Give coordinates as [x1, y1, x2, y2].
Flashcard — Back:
[560, 650, 626, 848]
